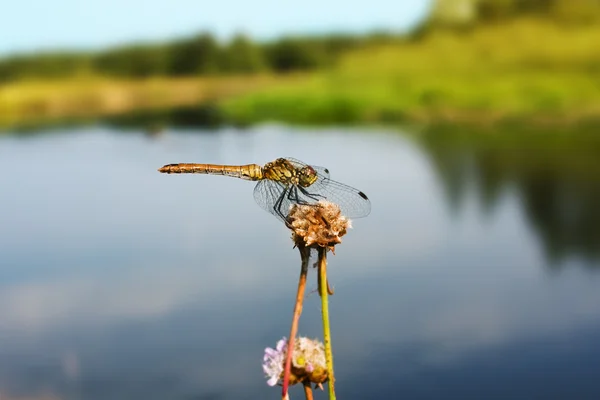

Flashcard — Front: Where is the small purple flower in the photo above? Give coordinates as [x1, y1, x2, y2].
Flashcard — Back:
[262, 336, 328, 387]
[263, 337, 287, 386]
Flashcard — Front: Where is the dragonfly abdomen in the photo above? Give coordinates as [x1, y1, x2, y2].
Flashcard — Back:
[158, 163, 263, 181]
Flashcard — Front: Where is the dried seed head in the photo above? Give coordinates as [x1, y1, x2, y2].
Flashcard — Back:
[288, 201, 352, 250]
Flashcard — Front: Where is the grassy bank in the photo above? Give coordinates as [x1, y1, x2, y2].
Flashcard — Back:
[2, 17, 600, 129]
[0, 74, 303, 129]
[222, 18, 600, 125]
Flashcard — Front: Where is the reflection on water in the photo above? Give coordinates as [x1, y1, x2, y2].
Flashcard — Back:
[416, 125, 600, 265]
[3, 104, 228, 137]
[103, 103, 229, 132]
[1, 124, 599, 399]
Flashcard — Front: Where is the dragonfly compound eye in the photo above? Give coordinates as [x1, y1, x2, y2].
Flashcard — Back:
[298, 166, 318, 187]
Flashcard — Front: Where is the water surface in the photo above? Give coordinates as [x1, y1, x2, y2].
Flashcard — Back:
[1, 124, 599, 399]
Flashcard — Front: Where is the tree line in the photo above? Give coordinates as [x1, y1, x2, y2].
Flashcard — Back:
[0, 33, 392, 83]
[3, 0, 599, 83]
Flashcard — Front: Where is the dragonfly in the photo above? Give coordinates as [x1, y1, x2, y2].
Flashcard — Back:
[158, 157, 371, 222]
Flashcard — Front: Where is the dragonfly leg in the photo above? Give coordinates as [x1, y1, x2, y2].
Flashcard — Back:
[298, 186, 325, 202]
[288, 185, 317, 206]
[274, 185, 327, 221]
[287, 186, 302, 204]
[273, 186, 289, 220]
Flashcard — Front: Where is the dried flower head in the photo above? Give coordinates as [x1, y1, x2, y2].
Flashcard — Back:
[288, 201, 352, 249]
[262, 337, 328, 387]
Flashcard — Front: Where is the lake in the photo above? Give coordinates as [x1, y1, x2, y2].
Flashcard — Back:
[1, 123, 599, 399]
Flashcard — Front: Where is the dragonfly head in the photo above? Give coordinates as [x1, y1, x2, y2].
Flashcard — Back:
[298, 166, 318, 187]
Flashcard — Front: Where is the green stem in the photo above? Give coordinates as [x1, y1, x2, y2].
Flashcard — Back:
[318, 247, 336, 400]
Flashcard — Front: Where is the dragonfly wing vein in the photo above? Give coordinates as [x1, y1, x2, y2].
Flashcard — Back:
[307, 177, 371, 218]
[254, 179, 287, 221]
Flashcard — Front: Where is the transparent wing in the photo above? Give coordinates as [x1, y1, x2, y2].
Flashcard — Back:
[254, 178, 332, 222]
[253, 179, 287, 220]
[306, 175, 371, 219]
[285, 157, 370, 219]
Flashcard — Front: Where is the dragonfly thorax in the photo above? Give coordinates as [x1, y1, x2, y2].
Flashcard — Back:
[262, 158, 318, 187]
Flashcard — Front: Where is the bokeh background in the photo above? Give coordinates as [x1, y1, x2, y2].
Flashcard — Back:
[2, 0, 600, 128]
[1, 1, 600, 399]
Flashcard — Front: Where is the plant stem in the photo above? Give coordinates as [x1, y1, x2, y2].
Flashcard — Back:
[318, 247, 336, 399]
[303, 381, 314, 400]
[282, 244, 311, 399]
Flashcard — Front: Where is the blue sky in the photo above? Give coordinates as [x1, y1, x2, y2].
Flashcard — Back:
[0, 0, 432, 55]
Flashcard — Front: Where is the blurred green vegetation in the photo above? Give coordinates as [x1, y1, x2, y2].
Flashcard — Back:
[0, 33, 377, 82]
[2, 0, 600, 128]
[222, 0, 600, 125]
[429, 0, 600, 26]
